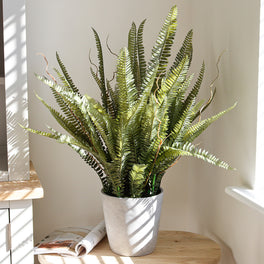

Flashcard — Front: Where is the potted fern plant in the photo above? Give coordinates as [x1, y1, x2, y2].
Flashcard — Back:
[26, 5, 235, 256]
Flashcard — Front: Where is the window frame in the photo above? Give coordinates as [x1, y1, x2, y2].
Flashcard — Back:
[226, 0, 264, 214]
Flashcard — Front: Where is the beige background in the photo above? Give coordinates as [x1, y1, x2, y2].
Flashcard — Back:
[26, 0, 264, 263]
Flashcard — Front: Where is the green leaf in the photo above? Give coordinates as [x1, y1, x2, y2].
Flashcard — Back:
[128, 22, 140, 90]
[167, 74, 194, 133]
[157, 56, 190, 104]
[183, 62, 205, 111]
[170, 29, 193, 71]
[149, 5, 178, 91]
[56, 52, 80, 95]
[172, 142, 235, 170]
[116, 47, 138, 120]
[137, 19, 147, 89]
[184, 102, 237, 142]
[92, 28, 108, 111]
[169, 98, 196, 143]
[130, 164, 147, 197]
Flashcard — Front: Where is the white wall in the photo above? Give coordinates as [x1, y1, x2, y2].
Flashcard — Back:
[187, 0, 264, 264]
[26, 0, 264, 263]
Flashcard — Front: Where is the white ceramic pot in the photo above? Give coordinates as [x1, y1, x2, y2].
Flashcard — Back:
[101, 189, 163, 256]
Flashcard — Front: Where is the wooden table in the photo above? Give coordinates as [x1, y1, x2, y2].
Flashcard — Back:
[38, 231, 221, 264]
[0, 161, 44, 201]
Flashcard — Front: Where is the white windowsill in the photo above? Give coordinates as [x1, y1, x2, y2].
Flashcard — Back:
[225, 187, 264, 214]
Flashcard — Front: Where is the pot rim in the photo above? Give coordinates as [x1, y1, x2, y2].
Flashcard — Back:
[101, 188, 163, 200]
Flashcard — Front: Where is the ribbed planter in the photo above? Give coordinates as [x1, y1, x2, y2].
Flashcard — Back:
[101, 189, 163, 257]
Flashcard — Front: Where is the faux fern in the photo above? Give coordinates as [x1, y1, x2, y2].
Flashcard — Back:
[26, 5, 235, 198]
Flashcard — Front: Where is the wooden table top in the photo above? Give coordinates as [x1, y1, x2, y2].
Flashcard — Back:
[0, 161, 44, 201]
[38, 231, 221, 264]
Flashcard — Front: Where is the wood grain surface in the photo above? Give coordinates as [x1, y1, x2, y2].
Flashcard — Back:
[0, 161, 44, 201]
[38, 231, 221, 264]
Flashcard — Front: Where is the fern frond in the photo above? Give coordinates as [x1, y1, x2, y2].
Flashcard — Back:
[183, 62, 205, 110]
[105, 80, 117, 119]
[107, 159, 125, 197]
[137, 19, 147, 89]
[56, 52, 80, 95]
[36, 74, 116, 160]
[138, 99, 155, 159]
[90, 67, 102, 90]
[129, 164, 147, 198]
[47, 127, 112, 174]
[36, 75, 95, 143]
[151, 172, 165, 196]
[149, 5, 178, 91]
[142, 99, 170, 177]
[169, 98, 195, 143]
[36, 73, 73, 121]
[184, 102, 237, 142]
[150, 96, 169, 141]
[69, 144, 111, 193]
[128, 22, 140, 90]
[35, 93, 95, 149]
[167, 74, 194, 133]
[92, 28, 108, 111]
[83, 95, 116, 159]
[171, 142, 234, 170]
[129, 63, 159, 123]
[153, 147, 180, 174]
[157, 56, 189, 104]
[108, 126, 135, 197]
[170, 29, 193, 71]
[23, 127, 57, 140]
[53, 68, 72, 92]
[116, 47, 137, 120]
[25, 126, 91, 155]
